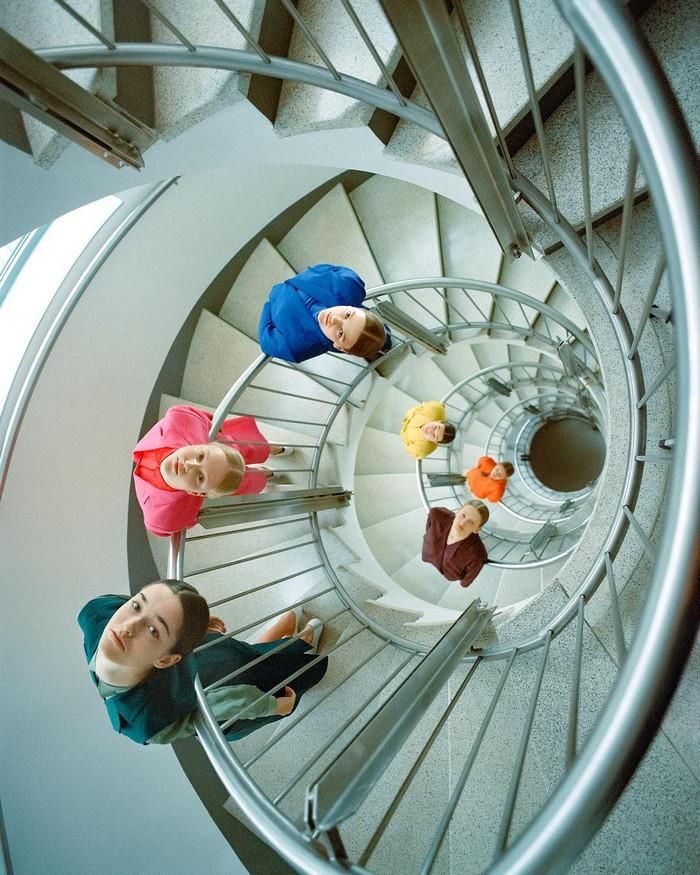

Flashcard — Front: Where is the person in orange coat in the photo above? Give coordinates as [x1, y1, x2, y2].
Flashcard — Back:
[465, 456, 514, 503]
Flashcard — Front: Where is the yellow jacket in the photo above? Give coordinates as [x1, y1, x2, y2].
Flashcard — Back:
[400, 400, 446, 459]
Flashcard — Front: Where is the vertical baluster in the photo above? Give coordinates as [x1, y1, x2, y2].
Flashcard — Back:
[360, 659, 482, 866]
[623, 506, 655, 560]
[509, 0, 560, 221]
[494, 633, 552, 855]
[278, 0, 341, 79]
[628, 252, 666, 359]
[53, 0, 116, 48]
[419, 649, 518, 875]
[338, 0, 406, 105]
[637, 358, 675, 408]
[574, 42, 593, 266]
[605, 552, 627, 663]
[211, 0, 271, 62]
[453, 3, 517, 179]
[613, 144, 639, 313]
[566, 596, 585, 765]
[140, 0, 196, 51]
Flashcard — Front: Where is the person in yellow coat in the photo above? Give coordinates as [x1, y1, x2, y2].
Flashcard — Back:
[400, 400, 456, 459]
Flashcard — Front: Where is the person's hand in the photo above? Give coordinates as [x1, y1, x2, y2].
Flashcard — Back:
[275, 686, 296, 716]
[207, 616, 226, 635]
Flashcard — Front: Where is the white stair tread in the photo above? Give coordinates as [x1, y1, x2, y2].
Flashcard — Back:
[361, 506, 428, 574]
[151, 0, 263, 138]
[278, 183, 383, 285]
[438, 196, 503, 283]
[275, 0, 399, 135]
[350, 176, 442, 282]
[356, 427, 417, 475]
[354, 471, 424, 528]
[366, 384, 423, 434]
[220, 238, 295, 339]
[396, 353, 455, 406]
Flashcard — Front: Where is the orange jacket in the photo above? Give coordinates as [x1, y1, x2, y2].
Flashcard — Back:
[466, 456, 506, 503]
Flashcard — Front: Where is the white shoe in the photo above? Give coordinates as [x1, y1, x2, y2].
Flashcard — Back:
[274, 446, 296, 457]
[303, 618, 323, 654]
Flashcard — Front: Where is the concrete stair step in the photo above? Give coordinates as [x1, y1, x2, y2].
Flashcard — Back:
[219, 237, 295, 340]
[434, 340, 481, 388]
[181, 311, 349, 443]
[0, 2, 116, 168]
[354, 471, 424, 528]
[274, 0, 400, 137]
[350, 176, 447, 330]
[393, 553, 453, 605]
[438, 196, 503, 283]
[366, 383, 422, 434]
[362, 505, 427, 575]
[515, 0, 699, 252]
[150, 0, 264, 139]
[395, 353, 455, 408]
[278, 183, 383, 285]
[356, 427, 416, 476]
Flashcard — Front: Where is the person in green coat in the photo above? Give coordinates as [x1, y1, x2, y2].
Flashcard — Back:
[79, 580, 326, 744]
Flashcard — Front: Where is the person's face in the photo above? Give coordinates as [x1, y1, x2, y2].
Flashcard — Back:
[421, 420, 446, 443]
[160, 443, 233, 495]
[97, 584, 184, 672]
[453, 504, 483, 536]
[318, 306, 367, 352]
[491, 464, 508, 480]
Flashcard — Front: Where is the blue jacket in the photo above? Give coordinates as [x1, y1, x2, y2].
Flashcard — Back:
[259, 263, 386, 362]
[79, 596, 327, 744]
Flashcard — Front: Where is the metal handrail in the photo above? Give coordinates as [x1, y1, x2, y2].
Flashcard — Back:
[24, 4, 693, 871]
[488, 1, 700, 869]
[0, 178, 178, 498]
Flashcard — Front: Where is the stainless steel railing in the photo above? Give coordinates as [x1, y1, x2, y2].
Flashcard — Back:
[14, 1, 696, 872]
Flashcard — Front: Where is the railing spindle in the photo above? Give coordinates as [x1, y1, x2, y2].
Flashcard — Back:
[140, 0, 196, 51]
[53, 0, 116, 49]
[613, 143, 639, 313]
[628, 252, 666, 359]
[494, 632, 552, 855]
[566, 595, 585, 765]
[574, 42, 594, 266]
[211, 0, 270, 63]
[278, 0, 341, 80]
[605, 552, 627, 662]
[509, 0, 560, 221]
[420, 649, 518, 875]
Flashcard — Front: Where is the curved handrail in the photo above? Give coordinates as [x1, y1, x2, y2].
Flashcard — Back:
[0, 177, 178, 498]
[49, 10, 693, 873]
[488, 1, 700, 870]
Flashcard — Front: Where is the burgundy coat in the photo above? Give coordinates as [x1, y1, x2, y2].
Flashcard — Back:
[133, 405, 269, 536]
[421, 507, 487, 588]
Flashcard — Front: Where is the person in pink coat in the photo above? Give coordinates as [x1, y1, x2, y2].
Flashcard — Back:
[133, 405, 287, 536]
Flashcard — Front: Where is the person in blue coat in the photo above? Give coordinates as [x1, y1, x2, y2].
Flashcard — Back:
[258, 263, 392, 363]
[79, 580, 327, 744]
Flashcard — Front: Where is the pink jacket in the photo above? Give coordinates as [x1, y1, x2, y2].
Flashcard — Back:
[133, 405, 269, 536]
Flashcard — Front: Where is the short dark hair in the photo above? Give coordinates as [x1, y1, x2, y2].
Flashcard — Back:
[464, 499, 489, 527]
[438, 422, 457, 445]
[345, 310, 387, 360]
[146, 580, 210, 656]
[500, 461, 514, 477]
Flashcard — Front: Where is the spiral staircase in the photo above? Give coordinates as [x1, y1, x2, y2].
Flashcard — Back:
[0, 2, 698, 875]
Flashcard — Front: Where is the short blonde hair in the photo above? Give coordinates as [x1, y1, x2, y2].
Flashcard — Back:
[206, 442, 244, 497]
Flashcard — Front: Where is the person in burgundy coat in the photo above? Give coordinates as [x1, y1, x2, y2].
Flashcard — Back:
[421, 500, 489, 588]
[133, 404, 285, 536]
